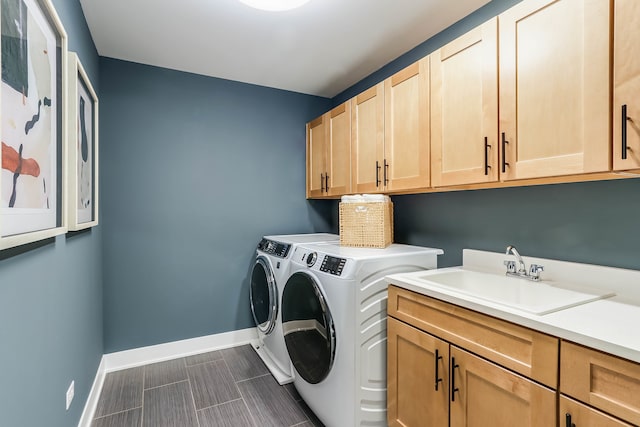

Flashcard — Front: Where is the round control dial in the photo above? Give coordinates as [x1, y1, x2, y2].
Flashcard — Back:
[306, 252, 318, 267]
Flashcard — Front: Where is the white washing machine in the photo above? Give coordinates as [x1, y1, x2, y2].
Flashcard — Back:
[282, 242, 443, 426]
[249, 233, 338, 384]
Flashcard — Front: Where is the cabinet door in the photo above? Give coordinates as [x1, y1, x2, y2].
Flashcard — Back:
[306, 114, 327, 198]
[613, 0, 640, 170]
[560, 341, 640, 425]
[387, 317, 448, 427]
[450, 347, 556, 427]
[384, 58, 430, 192]
[431, 18, 498, 187]
[326, 102, 351, 196]
[351, 83, 384, 194]
[560, 395, 633, 427]
[499, 0, 610, 180]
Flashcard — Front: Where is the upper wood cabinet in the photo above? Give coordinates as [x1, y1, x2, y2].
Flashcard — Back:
[352, 58, 430, 194]
[351, 83, 385, 194]
[384, 57, 430, 192]
[613, 0, 640, 171]
[306, 115, 326, 198]
[431, 18, 499, 187]
[306, 102, 351, 198]
[499, 0, 611, 180]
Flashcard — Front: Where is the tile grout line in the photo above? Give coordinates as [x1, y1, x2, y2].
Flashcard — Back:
[234, 372, 272, 384]
[143, 378, 190, 392]
[224, 356, 260, 427]
[141, 365, 146, 427]
[195, 397, 245, 413]
[91, 406, 143, 421]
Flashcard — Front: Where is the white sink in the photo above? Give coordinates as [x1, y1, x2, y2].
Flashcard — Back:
[411, 269, 615, 315]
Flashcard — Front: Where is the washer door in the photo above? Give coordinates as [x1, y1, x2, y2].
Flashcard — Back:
[282, 271, 335, 384]
[250, 256, 277, 335]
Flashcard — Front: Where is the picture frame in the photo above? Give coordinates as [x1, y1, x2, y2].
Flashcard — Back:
[66, 52, 98, 231]
[0, 0, 68, 250]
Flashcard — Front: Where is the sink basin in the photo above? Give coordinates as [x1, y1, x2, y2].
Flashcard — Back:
[412, 269, 615, 315]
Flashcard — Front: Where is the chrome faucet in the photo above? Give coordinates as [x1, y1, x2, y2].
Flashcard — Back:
[504, 245, 544, 281]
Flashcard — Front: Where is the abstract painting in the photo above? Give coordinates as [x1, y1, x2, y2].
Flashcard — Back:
[0, 0, 67, 249]
[67, 52, 98, 230]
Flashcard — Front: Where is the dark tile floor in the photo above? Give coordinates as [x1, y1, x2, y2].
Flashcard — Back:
[92, 344, 324, 427]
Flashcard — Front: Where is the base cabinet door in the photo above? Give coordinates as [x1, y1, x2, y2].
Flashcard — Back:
[613, 0, 640, 170]
[387, 317, 448, 427]
[499, 0, 610, 180]
[561, 396, 633, 427]
[449, 346, 556, 427]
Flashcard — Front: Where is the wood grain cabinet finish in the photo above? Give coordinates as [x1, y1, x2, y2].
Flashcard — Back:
[560, 341, 640, 425]
[388, 285, 559, 388]
[387, 317, 448, 427]
[431, 18, 499, 187]
[450, 346, 556, 427]
[613, 0, 640, 171]
[383, 57, 430, 192]
[351, 83, 385, 194]
[351, 58, 430, 194]
[306, 102, 351, 198]
[560, 395, 634, 427]
[306, 115, 326, 198]
[499, 0, 611, 180]
[387, 286, 557, 427]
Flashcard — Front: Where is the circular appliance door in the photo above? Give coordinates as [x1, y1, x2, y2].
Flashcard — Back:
[282, 271, 335, 384]
[250, 256, 277, 335]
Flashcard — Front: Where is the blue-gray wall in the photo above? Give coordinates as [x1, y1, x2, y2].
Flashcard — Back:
[100, 58, 332, 352]
[327, 0, 640, 271]
[0, 1, 102, 427]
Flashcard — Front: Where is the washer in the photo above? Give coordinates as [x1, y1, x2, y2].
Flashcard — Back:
[282, 242, 443, 426]
[249, 233, 338, 385]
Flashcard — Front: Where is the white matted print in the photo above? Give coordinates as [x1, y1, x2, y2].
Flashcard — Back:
[0, 0, 67, 249]
[67, 52, 98, 230]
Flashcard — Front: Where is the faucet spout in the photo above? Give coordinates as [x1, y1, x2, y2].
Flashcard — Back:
[506, 245, 526, 274]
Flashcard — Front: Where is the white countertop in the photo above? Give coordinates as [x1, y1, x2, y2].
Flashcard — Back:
[386, 249, 640, 364]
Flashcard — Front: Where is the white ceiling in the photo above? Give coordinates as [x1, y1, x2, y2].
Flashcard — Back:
[79, 0, 490, 98]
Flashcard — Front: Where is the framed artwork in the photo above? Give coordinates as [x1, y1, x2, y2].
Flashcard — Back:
[66, 52, 98, 230]
[0, 0, 67, 249]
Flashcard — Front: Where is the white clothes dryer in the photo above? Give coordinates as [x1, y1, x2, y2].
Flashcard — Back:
[282, 242, 443, 426]
[249, 233, 338, 384]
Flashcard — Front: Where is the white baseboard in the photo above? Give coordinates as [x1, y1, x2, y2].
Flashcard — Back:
[79, 327, 258, 426]
[78, 356, 106, 427]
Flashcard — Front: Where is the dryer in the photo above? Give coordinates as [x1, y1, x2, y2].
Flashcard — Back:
[282, 242, 443, 426]
[249, 233, 338, 384]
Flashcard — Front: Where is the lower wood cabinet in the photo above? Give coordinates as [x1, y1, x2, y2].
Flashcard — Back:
[560, 395, 633, 427]
[387, 300, 556, 427]
[388, 285, 640, 427]
[388, 317, 448, 427]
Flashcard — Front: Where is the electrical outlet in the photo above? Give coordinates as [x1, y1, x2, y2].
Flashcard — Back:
[66, 381, 74, 411]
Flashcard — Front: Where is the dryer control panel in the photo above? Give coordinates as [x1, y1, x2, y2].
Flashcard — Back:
[257, 239, 290, 258]
[320, 255, 346, 276]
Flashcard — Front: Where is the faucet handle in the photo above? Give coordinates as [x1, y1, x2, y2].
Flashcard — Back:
[504, 260, 517, 274]
[529, 264, 544, 280]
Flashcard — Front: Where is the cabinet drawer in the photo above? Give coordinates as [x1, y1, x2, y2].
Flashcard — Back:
[388, 285, 558, 388]
[561, 341, 640, 425]
[560, 395, 633, 427]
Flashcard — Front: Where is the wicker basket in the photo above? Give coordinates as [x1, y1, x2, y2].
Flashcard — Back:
[339, 201, 393, 248]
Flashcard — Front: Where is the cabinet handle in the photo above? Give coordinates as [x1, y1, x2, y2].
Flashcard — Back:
[484, 137, 491, 176]
[325, 174, 329, 193]
[622, 104, 628, 160]
[320, 173, 325, 192]
[451, 357, 460, 402]
[501, 132, 509, 173]
[565, 413, 575, 427]
[384, 159, 389, 186]
[375, 161, 381, 187]
[434, 349, 443, 391]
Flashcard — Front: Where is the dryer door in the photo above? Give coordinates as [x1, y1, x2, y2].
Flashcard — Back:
[282, 271, 335, 384]
[250, 255, 277, 335]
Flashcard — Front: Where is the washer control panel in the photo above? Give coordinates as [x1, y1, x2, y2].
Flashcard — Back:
[306, 252, 318, 267]
[257, 239, 290, 258]
[320, 255, 346, 276]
